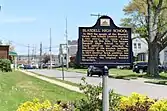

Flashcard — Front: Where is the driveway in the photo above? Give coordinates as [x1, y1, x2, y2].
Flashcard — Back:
[30, 69, 167, 99]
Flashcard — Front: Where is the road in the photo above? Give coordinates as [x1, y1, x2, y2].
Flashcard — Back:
[30, 69, 167, 99]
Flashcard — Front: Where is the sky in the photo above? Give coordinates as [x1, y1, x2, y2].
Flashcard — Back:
[0, 0, 130, 55]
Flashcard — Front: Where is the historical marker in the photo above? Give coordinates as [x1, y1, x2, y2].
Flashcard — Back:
[77, 16, 133, 67]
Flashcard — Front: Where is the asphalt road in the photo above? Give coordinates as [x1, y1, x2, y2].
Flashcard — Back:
[29, 69, 167, 99]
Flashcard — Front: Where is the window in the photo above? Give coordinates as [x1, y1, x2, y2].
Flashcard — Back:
[134, 43, 137, 49]
[164, 51, 167, 61]
[138, 43, 141, 49]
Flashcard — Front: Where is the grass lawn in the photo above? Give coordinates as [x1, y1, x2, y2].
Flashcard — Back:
[56, 68, 136, 75]
[56, 68, 87, 74]
[144, 80, 167, 85]
[30, 71, 80, 87]
[56, 68, 167, 80]
[0, 71, 84, 111]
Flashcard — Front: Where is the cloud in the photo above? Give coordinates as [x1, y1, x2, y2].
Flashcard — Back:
[0, 17, 37, 24]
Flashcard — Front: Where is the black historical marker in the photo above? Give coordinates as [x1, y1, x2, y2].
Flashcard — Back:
[77, 16, 133, 67]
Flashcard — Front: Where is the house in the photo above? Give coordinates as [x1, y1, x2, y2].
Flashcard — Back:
[159, 47, 167, 65]
[68, 40, 78, 57]
[58, 40, 78, 65]
[0, 45, 18, 69]
[132, 34, 148, 61]
[132, 34, 167, 65]
[0, 45, 9, 59]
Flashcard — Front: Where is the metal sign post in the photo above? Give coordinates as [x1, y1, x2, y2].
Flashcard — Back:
[102, 66, 109, 111]
[61, 54, 65, 80]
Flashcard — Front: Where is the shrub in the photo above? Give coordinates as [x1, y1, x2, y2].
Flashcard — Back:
[0, 59, 12, 72]
[69, 61, 75, 68]
[74, 77, 102, 111]
[119, 93, 155, 111]
[17, 98, 75, 111]
[149, 99, 167, 111]
[74, 77, 121, 111]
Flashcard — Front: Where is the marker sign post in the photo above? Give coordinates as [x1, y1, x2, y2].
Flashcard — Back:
[78, 16, 132, 111]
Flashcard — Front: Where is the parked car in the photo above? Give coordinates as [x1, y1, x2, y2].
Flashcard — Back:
[133, 62, 164, 73]
[24, 65, 33, 69]
[87, 66, 103, 77]
[18, 64, 24, 69]
[42, 64, 48, 68]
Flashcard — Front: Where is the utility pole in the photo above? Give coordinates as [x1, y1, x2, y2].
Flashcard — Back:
[65, 17, 69, 69]
[40, 42, 43, 69]
[28, 44, 30, 65]
[32, 44, 34, 63]
[49, 28, 52, 69]
[34, 45, 36, 65]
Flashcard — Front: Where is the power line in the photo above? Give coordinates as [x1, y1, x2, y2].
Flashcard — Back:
[42, 46, 59, 49]
[0, 36, 34, 48]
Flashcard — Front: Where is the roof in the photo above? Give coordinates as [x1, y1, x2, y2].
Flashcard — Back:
[9, 51, 17, 56]
[0, 44, 10, 46]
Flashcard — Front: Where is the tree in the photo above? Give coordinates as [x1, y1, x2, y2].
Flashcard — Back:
[120, 0, 167, 76]
[42, 53, 50, 64]
[6, 40, 15, 51]
[0, 40, 2, 45]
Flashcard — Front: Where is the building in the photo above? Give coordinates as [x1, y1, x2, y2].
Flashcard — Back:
[17, 55, 40, 65]
[68, 40, 78, 56]
[17, 54, 59, 65]
[58, 40, 78, 65]
[159, 47, 167, 65]
[0, 45, 9, 59]
[132, 34, 148, 61]
[132, 34, 167, 65]
[0, 45, 18, 69]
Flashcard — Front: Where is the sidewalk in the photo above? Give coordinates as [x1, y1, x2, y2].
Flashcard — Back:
[19, 70, 83, 93]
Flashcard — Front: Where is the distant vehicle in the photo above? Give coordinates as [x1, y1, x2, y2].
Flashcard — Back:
[133, 62, 164, 73]
[117, 65, 133, 70]
[41, 64, 48, 68]
[87, 66, 103, 77]
[18, 64, 24, 69]
[24, 65, 33, 69]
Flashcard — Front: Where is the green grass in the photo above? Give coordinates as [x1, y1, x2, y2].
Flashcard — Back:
[56, 68, 87, 74]
[144, 80, 167, 85]
[56, 68, 136, 75]
[56, 68, 167, 80]
[56, 68, 140, 80]
[0, 71, 84, 111]
[109, 68, 136, 75]
[30, 71, 80, 87]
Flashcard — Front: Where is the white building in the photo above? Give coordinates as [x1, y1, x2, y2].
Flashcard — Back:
[132, 34, 148, 61]
[132, 34, 167, 65]
[159, 47, 167, 65]
[58, 40, 78, 65]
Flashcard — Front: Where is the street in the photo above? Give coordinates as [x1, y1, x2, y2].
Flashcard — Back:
[30, 69, 167, 99]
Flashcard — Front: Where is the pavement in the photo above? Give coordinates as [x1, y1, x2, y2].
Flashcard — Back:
[29, 69, 167, 99]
